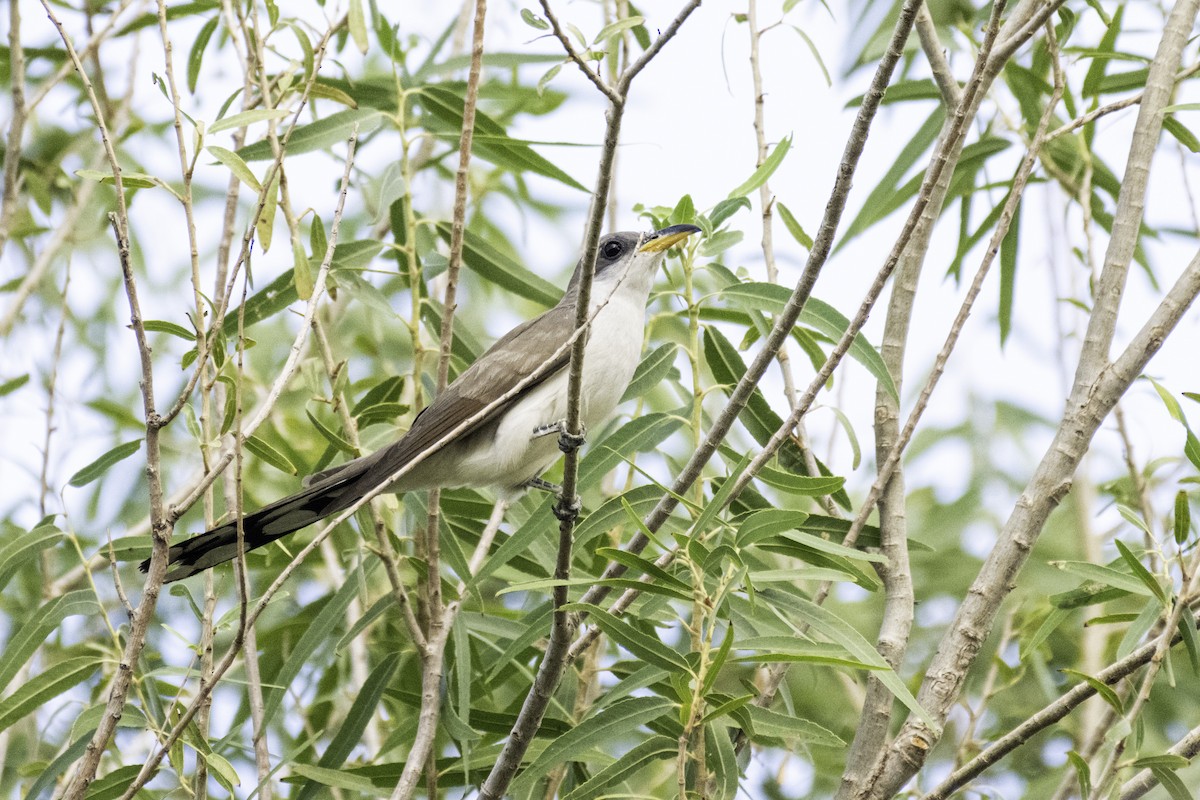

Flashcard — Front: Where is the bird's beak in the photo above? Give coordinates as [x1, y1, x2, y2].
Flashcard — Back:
[639, 223, 702, 253]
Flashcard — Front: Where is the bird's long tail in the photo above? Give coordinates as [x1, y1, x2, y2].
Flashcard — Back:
[139, 469, 368, 583]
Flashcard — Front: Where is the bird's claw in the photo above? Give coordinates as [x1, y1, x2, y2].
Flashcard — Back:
[553, 494, 582, 523]
[531, 419, 587, 454]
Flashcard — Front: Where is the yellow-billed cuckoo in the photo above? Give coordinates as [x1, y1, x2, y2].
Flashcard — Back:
[143, 224, 701, 582]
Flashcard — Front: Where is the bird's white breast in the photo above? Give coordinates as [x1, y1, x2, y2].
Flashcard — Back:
[444, 279, 650, 493]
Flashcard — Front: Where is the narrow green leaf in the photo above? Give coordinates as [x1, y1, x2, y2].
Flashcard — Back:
[292, 239, 314, 300]
[1149, 764, 1193, 800]
[143, 319, 196, 340]
[745, 705, 843, 746]
[1067, 750, 1092, 798]
[237, 109, 383, 161]
[435, 223, 560, 306]
[206, 145, 262, 192]
[1163, 116, 1200, 153]
[74, 169, 158, 189]
[512, 696, 673, 793]
[257, 170, 280, 252]
[1113, 539, 1167, 605]
[736, 508, 810, 547]
[728, 135, 791, 199]
[709, 196, 751, 227]
[1051, 560, 1157, 598]
[592, 16, 645, 45]
[766, 590, 938, 730]
[705, 722, 740, 799]
[998, 197, 1020, 345]
[289, 764, 383, 795]
[565, 603, 690, 673]
[560, 735, 676, 800]
[776, 201, 812, 249]
[0, 374, 29, 396]
[83, 765, 144, 800]
[1174, 491, 1191, 545]
[262, 567, 365, 727]
[208, 108, 291, 135]
[0, 592, 99, 694]
[716, 283, 897, 400]
[1061, 669, 1124, 713]
[68, 440, 142, 487]
[1181, 607, 1200, 675]
[295, 653, 399, 800]
[0, 525, 64, 593]
[347, 0, 369, 53]
[621, 343, 678, 402]
[186, 15, 219, 94]
[0, 657, 98, 734]
[594, 547, 691, 595]
[244, 435, 299, 475]
[521, 8, 550, 30]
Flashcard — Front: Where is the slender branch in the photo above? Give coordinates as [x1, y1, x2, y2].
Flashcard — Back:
[915, 2, 962, 109]
[537, 0, 621, 104]
[390, 1, 486, 796]
[921, 628, 1186, 800]
[869, 0, 1200, 784]
[478, 4, 701, 797]
[0, 0, 26, 259]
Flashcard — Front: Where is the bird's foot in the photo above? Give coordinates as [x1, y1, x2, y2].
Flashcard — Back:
[521, 476, 582, 524]
[531, 420, 587, 454]
[552, 494, 583, 524]
[522, 476, 562, 494]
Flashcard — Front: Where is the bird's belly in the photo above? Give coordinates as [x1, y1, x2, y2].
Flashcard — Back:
[444, 299, 646, 492]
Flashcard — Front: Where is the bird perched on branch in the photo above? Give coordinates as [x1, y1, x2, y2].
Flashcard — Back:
[142, 223, 701, 582]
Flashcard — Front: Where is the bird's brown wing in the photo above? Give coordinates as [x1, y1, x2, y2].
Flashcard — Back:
[318, 300, 580, 487]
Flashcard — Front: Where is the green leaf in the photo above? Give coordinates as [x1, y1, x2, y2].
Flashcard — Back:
[621, 342, 678, 402]
[728, 135, 791, 198]
[237, 109, 384, 161]
[732, 636, 877, 669]
[766, 589, 938, 730]
[186, 15, 219, 94]
[1174, 491, 1191, 545]
[143, 319, 196, 340]
[0, 524, 65, 593]
[208, 108, 291, 135]
[74, 169, 158, 189]
[1113, 539, 1167, 605]
[68, 440, 142, 487]
[560, 735, 676, 800]
[0, 374, 29, 396]
[262, 567, 365, 727]
[512, 696, 674, 793]
[709, 196, 751, 227]
[289, 764, 383, 795]
[1061, 669, 1124, 713]
[1051, 560, 1158, 599]
[594, 547, 692, 596]
[776, 201, 812, 249]
[418, 86, 586, 191]
[1163, 116, 1200, 153]
[565, 603, 691, 673]
[705, 723, 742, 799]
[521, 8, 550, 30]
[998, 197, 1021, 345]
[593, 16, 645, 45]
[0, 592, 99, 694]
[83, 765, 145, 800]
[206, 145, 262, 192]
[1067, 750, 1091, 798]
[0, 657, 98, 734]
[745, 705, 844, 746]
[435, 223, 560, 306]
[716, 282, 897, 400]
[347, 0, 369, 53]
[295, 653, 400, 800]
[244, 435, 299, 475]
[1149, 764, 1193, 800]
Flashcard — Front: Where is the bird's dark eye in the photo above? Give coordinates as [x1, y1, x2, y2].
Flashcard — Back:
[602, 240, 624, 259]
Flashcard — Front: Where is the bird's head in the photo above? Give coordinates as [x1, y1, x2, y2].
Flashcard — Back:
[566, 223, 701, 298]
